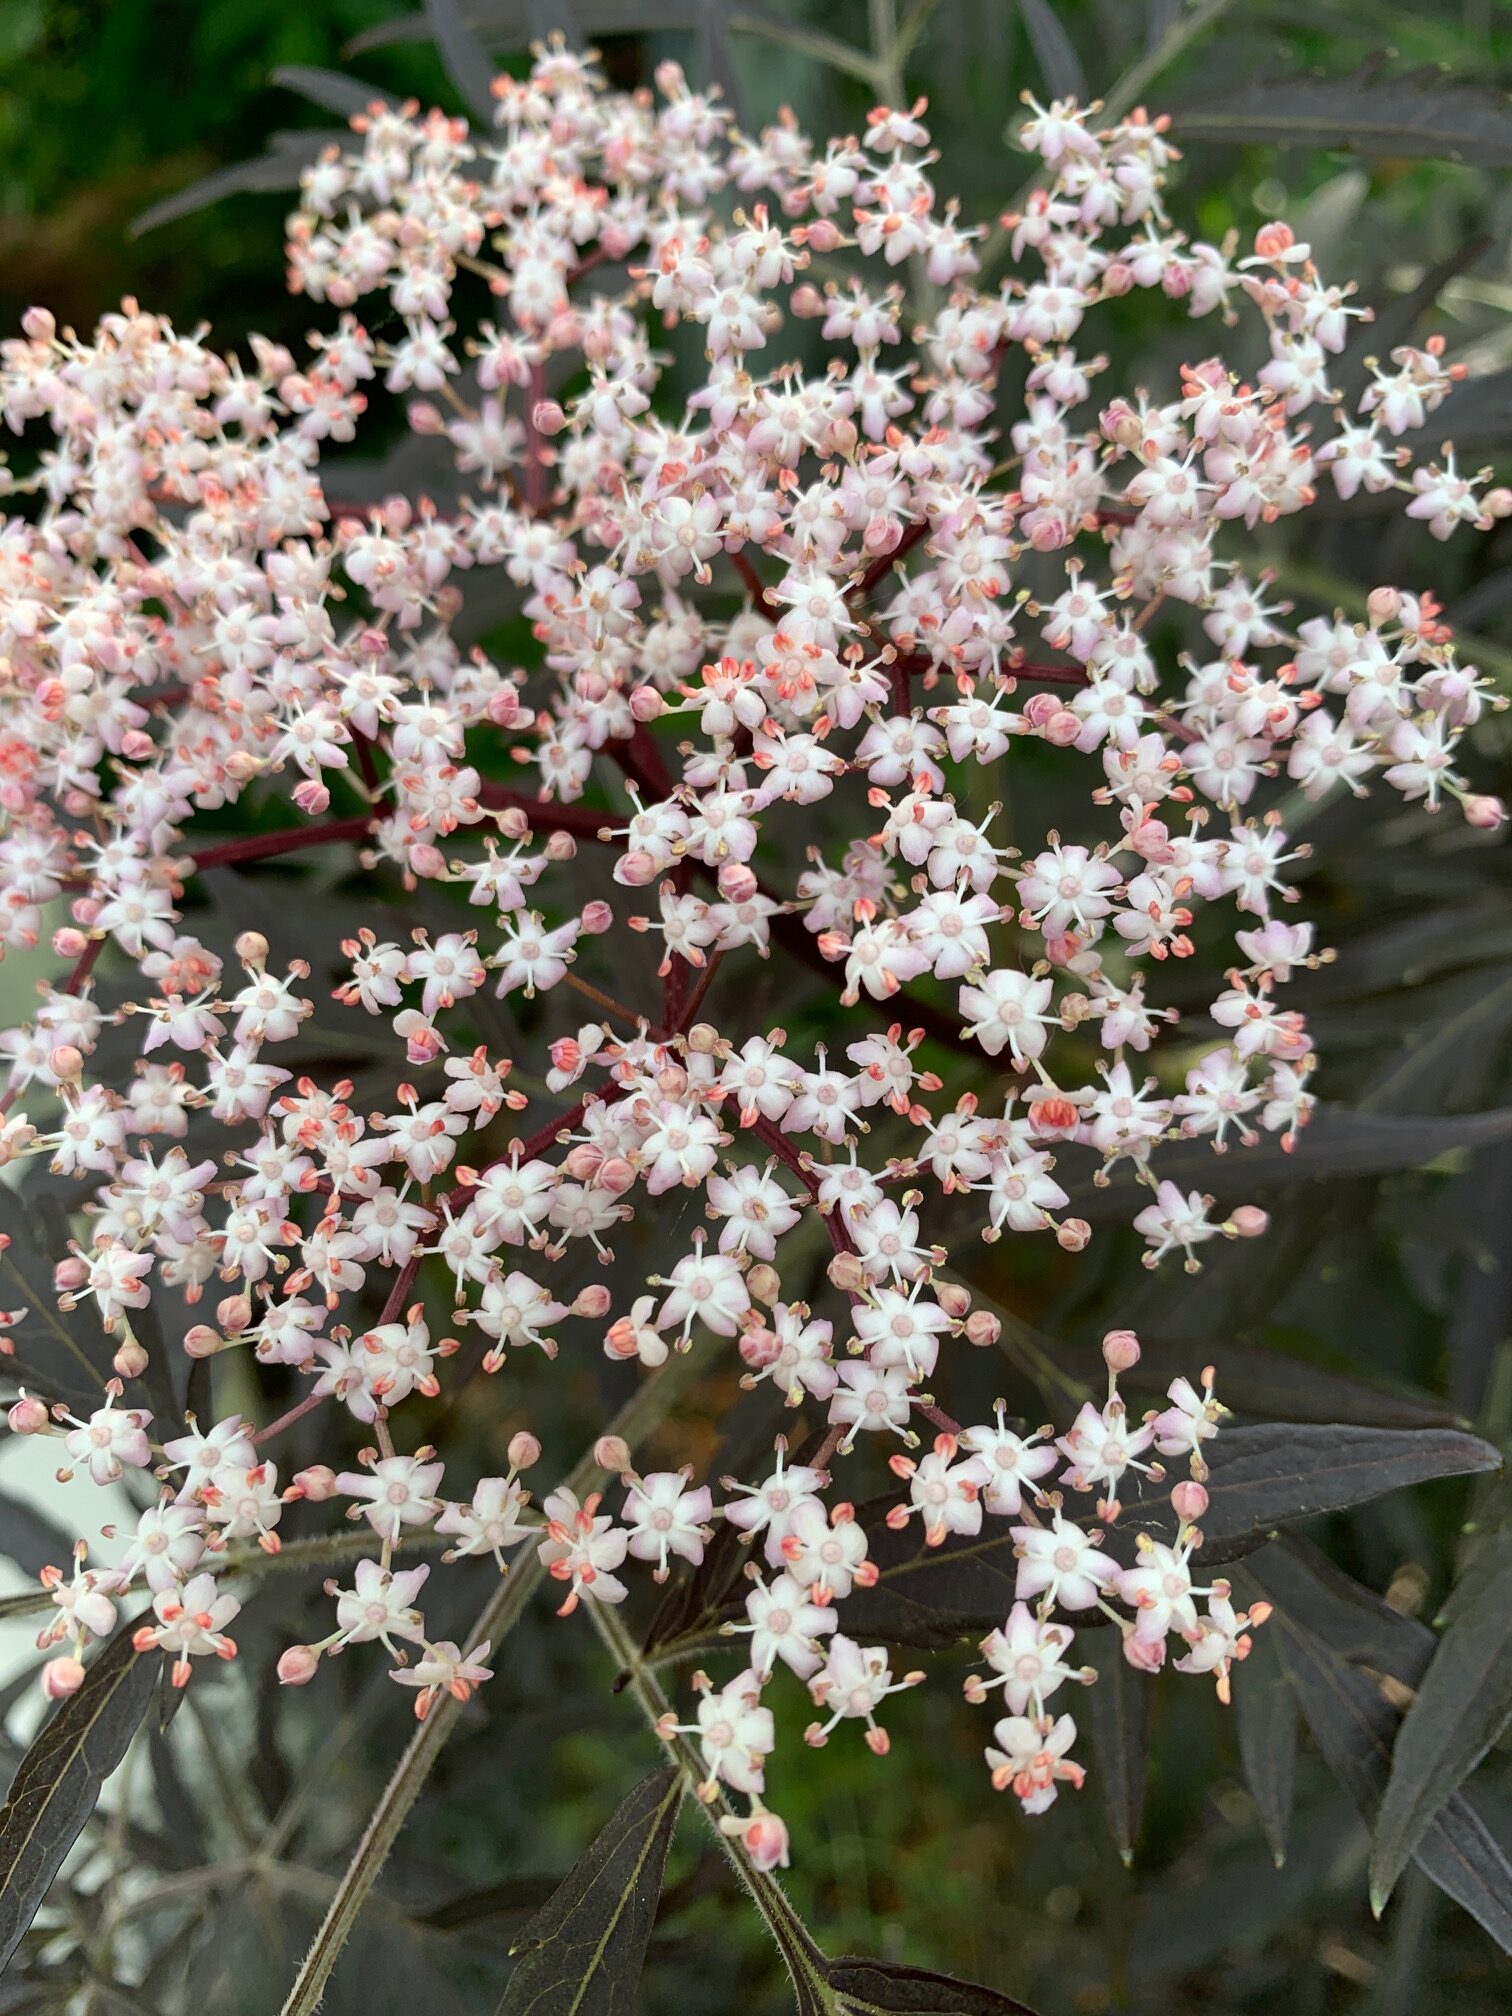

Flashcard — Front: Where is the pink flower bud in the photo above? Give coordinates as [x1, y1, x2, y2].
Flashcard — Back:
[790, 284, 826, 317]
[596, 1156, 636, 1195]
[48, 1045, 83, 1082]
[1102, 1329, 1141, 1373]
[1122, 1631, 1165, 1673]
[561, 1143, 603, 1181]
[278, 1645, 321, 1687]
[1366, 585, 1402, 627]
[532, 399, 567, 436]
[52, 927, 89, 960]
[1171, 1480, 1209, 1522]
[802, 218, 843, 253]
[739, 1809, 791, 1870]
[615, 848, 659, 887]
[572, 1284, 613, 1319]
[71, 896, 101, 927]
[595, 1435, 633, 1473]
[1102, 260, 1134, 295]
[235, 931, 269, 967]
[1463, 794, 1506, 831]
[964, 1310, 1001, 1348]
[1045, 708, 1082, 746]
[717, 861, 758, 903]
[22, 307, 56, 344]
[486, 685, 522, 727]
[292, 1465, 338, 1502]
[739, 1325, 782, 1370]
[1056, 1217, 1092, 1252]
[580, 899, 613, 934]
[629, 685, 663, 722]
[508, 1431, 542, 1470]
[120, 730, 156, 761]
[112, 1340, 148, 1381]
[217, 1294, 253, 1334]
[685, 1022, 720, 1055]
[746, 1263, 781, 1306]
[182, 1325, 226, 1359]
[1228, 1205, 1270, 1239]
[497, 806, 530, 841]
[42, 1656, 86, 1699]
[1482, 487, 1512, 520]
[53, 1257, 89, 1293]
[936, 1282, 971, 1320]
[827, 1251, 868, 1295]
[410, 843, 447, 880]
[292, 778, 330, 816]
[1021, 693, 1062, 729]
[407, 400, 445, 434]
[8, 1396, 50, 1434]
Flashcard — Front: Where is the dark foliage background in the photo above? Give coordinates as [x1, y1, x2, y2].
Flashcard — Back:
[0, 4, 1510, 2013]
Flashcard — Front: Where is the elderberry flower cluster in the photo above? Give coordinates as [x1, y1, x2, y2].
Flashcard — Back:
[0, 50, 1501, 1861]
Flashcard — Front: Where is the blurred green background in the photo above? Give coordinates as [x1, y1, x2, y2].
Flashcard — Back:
[2, 4, 1512, 2013]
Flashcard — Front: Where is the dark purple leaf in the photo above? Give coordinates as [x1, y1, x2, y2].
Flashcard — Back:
[1174, 59, 1512, 166]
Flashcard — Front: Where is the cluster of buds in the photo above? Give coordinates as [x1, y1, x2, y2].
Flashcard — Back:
[0, 50, 1498, 1861]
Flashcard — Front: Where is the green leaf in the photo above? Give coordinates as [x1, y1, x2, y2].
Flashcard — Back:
[1234, 1623, 1296, 1867]
[0, 1623, 160, 1970]
[1085, 1650, 1149, 1866]
[1248, 1590, 1512, 1953]
[497, 1766, 681, 2015]
[1173, 60, 1512, 166]
[1370, 1529, 1512, 1913]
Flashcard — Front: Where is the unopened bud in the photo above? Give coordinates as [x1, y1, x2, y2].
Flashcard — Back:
[801, 218, 843, 253]
[545, 829, 578, 862]
[826, 1251, 868, 1295]
[407, 399, 445, 434]
[292, 778, 330, 816]
[48, 1045, 83, 1083]
[1482, 486, 1512, 521]
[277, 1644, 321, 1687]
[507, 1430, 542, 1470]
[580, 899, 613, 934]
[595, 1435, 632, 1474]
[936, 1281, 971, 1320]
[746, 1262, 781, 1306]
[1171, 1480, 1209, 1522]
[1228, 1205, 1270, 1239]
[572, 1284, 612, 1319]
[53, 1257, 89, 1293]
[789, 283, 826, 317]
[718, 861, 758, 903]
[112, 1340, 148, 1380]
[22, 306, 56, 345]
[1366, 585, 1402, 628]
[629, 684, 663, 722]
[1463, 793, 1506, 831]
[1102, 1329, 1141, 1373]
[532, 399, 567, 436]
[292, 1464, 338, 1502]
[52, 926, 90, 960]
[685, 1022, 720, 1055]
[1045, 708, 1081, 746]
[964, 1310, 1001, 1348]
[182, 1325, 226, 1359]
[1056, 1217, 1092, 1252]
[8, 1396, 50, 1435]
[42, 1655, 86, 1699]
[596, 1155, 636, 1195]
[497, 806, 530, 842]
[235, 931, 269, 968]
[217, 1294, 252, 1335]
[739, 1325, 781, 1370]
[615, 847, 659, 886]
